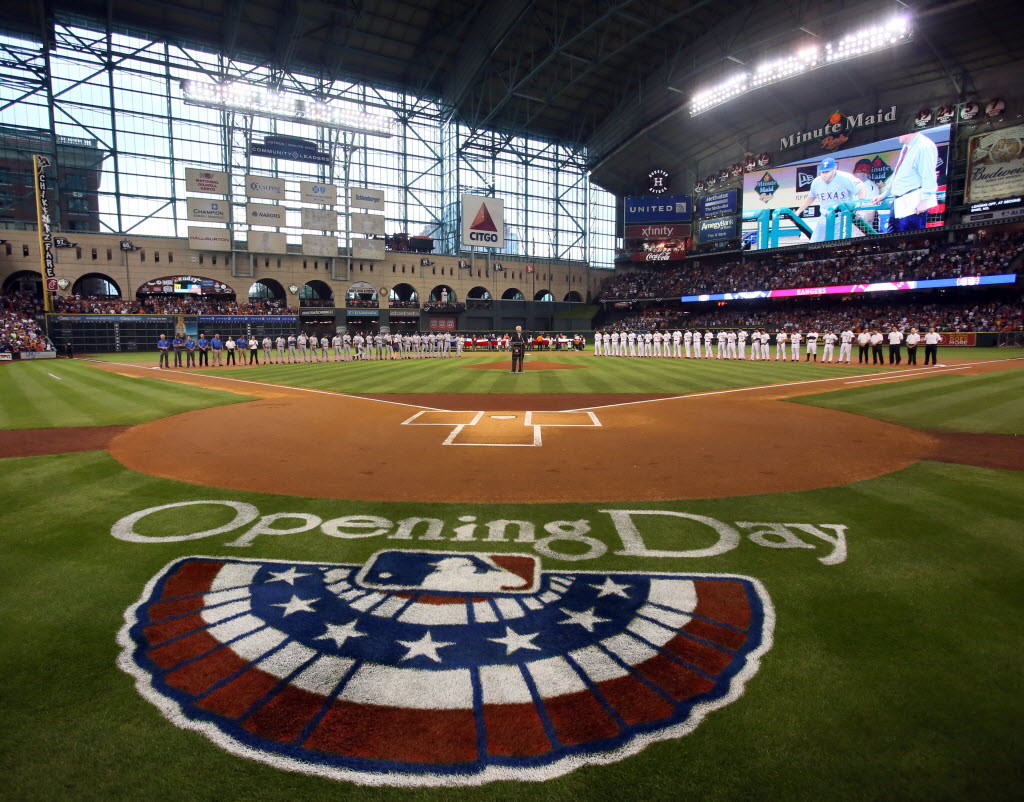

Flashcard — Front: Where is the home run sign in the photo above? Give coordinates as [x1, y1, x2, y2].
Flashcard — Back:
[118, 550, 774, 786]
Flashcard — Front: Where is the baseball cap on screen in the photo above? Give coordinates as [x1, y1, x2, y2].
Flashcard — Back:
[819, 157, 837, 172]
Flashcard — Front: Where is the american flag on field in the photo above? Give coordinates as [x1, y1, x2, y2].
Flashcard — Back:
[119, 551, 774, 786]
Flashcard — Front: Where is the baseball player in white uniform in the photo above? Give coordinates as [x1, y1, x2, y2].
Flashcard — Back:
[775, 330, 787, 361]
[838, 328, 854, 364]
[749, 331, 760, 360]
[704, 330, 714, 359]
[684, 329, 693, 358]
[332, 333, 342, 361]
[823, 331, 839, 363]
[262, 336, 273, 363]
[716, 330, 726, 359]
[789, 331, 801, 361]
[275, 335, 286, 364]
[760, 331, 770, 360]
[793, 157, 869, 242]
[672, 329, 682, 358]
[693, 330, 703, 359]
[737, 329, 747, 359]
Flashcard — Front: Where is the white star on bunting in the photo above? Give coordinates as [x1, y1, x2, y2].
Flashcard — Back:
[398, 630, 455, 663]
[265, 566, 311, 586]
[271, 595, 318, 617]
[559, 606, 610, 633]
[316, 620, 364, 648]
[488, 626, 542, 656]
[590, 577, 631, 598]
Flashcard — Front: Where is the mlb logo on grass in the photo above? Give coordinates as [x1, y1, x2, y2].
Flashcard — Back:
[119, 551, 774, 786]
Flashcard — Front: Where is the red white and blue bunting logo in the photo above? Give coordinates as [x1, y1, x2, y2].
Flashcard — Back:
[118, 552, 774, 786]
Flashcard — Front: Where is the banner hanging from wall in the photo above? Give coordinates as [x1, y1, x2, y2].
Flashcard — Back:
[301, 234, 338, 257]
[188, 227, 232, 252]
[352, 239, 386, 260]
[300, 208, 338, 231]
[187, 198, 229, 223]
[300, 181, 337, 205]
[185, 168, 229, 195]
[351, 212, 385, 235]
[350, 188, 385, 211]
[245, 175, 286, 201]
[461, 195, 505, 249]
[247, 231, 288, 254]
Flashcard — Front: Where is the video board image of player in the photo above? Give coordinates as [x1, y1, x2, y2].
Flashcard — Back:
[741, 124, 949, 251]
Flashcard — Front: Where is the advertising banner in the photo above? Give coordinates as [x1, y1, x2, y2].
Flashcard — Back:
[350, 188, 385, 211]
[300, 208, 338, 231]
[964, 124, 1024, 205]
[352, 239, 386, 260]
[940, 332, 977, 347]
[351, 212, 385, 235]
[246, 202, 286, 227]
[187, 198, 229, 223]
[188, 226, 231, 252]
[250, 135, 330, 165]
[623, 223, 691, 240]
[698, 190, 738, 218]
[301, 234, 338, 257]
[245, 175, 286, 201]
[247, 231, 288, 254]
[300, 181, 337, 205]
[698, 216, 739, 243]
[623, 194, 691, 225]
[461, 194, 505, 248]
[186, 168, 229, 195]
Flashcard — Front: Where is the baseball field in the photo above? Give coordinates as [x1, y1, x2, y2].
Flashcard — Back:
[1, 348, 1022, 801]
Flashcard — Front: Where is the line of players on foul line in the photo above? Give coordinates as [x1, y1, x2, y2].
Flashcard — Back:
[593, 328, 943, 364]
[182, 331, 501, 366]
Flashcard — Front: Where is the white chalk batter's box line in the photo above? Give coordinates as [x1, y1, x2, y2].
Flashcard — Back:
[400, 410, 602, 447]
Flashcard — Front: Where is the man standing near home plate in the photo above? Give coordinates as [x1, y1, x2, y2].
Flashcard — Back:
[510, 325, 526, 374]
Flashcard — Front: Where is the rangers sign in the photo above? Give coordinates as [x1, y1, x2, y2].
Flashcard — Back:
[119, 550, 773, 786]
[461, 195, 505, 249]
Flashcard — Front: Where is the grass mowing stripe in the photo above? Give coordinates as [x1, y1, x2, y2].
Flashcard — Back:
[792, 368, 1024, 435]
[0, 362, 257, 430]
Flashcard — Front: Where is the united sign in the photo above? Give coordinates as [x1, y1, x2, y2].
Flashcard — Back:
[119, 551, 774, 786]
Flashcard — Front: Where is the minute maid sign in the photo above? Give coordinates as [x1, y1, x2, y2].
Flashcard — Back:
[462, 195, 505, 249]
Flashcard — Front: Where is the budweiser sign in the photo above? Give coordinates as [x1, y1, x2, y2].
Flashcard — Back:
[624, 223, 691, 240]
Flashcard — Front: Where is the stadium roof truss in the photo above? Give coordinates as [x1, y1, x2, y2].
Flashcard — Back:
[1, 0, 1019, 199]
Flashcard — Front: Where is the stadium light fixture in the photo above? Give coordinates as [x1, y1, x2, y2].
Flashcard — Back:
[689, 15, 911, 116]
[180, 80, 396, 137]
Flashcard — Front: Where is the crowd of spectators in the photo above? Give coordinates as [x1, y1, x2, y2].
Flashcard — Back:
[52, 295, 297, 315]
[599, 230, 1024, 301]
[422, 301, 467, 314]
[0, 290, 51, 353]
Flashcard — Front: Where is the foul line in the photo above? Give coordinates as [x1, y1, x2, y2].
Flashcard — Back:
[47, 372, 63, 381]
[82, 359, 449, 412]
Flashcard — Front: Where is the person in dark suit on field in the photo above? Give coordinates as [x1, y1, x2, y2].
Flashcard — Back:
[510, 325, 526, 374]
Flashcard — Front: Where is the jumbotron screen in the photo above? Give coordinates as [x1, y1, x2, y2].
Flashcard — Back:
[741, 125, 950, 251]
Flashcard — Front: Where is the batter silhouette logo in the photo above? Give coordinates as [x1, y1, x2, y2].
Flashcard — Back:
[118, 551, 774, 786]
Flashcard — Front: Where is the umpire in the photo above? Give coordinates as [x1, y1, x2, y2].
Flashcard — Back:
[510, 325, 526, 374]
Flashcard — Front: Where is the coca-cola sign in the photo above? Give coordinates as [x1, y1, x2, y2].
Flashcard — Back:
[631, 249, 687, 262]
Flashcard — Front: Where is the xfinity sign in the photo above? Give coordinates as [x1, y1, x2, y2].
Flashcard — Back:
[461, 194, 505, 249]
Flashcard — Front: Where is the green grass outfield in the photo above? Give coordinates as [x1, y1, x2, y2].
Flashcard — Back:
[1, 352, 1022, 800]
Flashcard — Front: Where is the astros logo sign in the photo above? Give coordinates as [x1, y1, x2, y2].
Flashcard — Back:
[118, 550, 774, 785]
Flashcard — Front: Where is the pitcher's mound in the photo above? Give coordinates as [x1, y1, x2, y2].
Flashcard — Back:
[464, 360, 586, 371]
